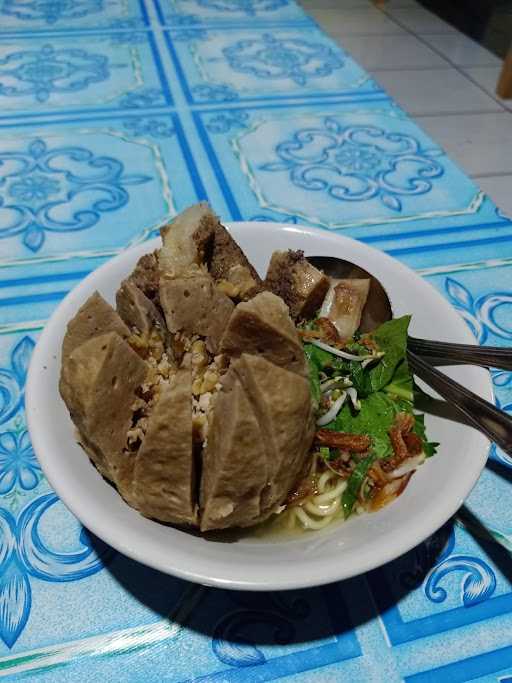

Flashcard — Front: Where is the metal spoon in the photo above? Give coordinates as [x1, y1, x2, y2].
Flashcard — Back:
[307, 255, 512, 457]
[408, 351, 512, 456]
[307, 256, 512, 371]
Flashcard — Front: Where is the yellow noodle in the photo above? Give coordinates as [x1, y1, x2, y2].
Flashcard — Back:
[304, 498, 340, 517]
[314, 478, 347, 504]
[293, 506, 334, 529]
[317, 470, 333, 491]
[278, 468, 348, 531]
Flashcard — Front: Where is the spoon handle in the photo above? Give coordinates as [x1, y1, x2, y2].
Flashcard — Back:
[407, 351, 512, 456]
[408, 336, 512, 371]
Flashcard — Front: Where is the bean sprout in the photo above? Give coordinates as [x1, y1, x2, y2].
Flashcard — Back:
[320, 377, 352, 393]
[311, 340, 376, 361]
[346, 387, 361, 410]
[316, 392, 347, 426]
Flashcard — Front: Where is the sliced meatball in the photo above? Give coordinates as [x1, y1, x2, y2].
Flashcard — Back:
[233, 353, 314, 514]
[200, 369, 268, 532]
[61, 291, 130, 359]
[220, 291, 307, 376]
[116, 279, 167, 336]
[59, 331, 147, 503]
[159, 275, 234, 353]
[134, 368, 197, 526]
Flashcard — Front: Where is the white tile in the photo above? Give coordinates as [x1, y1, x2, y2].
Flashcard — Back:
[423, 33, 501, 67]
[464, 66, 512, 109]
[340, 33, 448, 70]
[384, 6, 455, 34]
[301, 0, 370, 9]
[374, 68, 504, 115]
[419, 113, 512, 176]
[473, 175, 512, 218]
[378, 0, 419, 6]
[313, 8, 405, 35]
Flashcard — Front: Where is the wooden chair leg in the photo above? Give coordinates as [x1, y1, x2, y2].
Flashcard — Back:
[497, 46, 512, 99]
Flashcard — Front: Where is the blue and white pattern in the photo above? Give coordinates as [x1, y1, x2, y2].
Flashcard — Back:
[0, 44, 110, 103]
[0, 429, 41, 494]
[0, 116, 207, 272]
[195, 104, 481, 229]
[165, 26, 372, 102]
[0, 34, 172, 115]
[223, 33, 343, 85]
[2, 0, 103, 25]
[155, 0, 310, 26]
[197, 0, 288, 14]
[0, 137, 152, 252]
[0, 0, 512, 680]
[261, 117, 444, 212]
[0, 336, 33, 427]
[0, 0, 147, 32]
[0, 492, 112, 647]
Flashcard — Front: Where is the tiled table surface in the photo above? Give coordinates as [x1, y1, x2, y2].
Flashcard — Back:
[0, 0, 512, 681]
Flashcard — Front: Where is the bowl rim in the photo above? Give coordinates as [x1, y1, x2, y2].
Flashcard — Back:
[25, 222, 492, 590]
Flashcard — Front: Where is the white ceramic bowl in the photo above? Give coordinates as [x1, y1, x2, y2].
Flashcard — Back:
[26, 223, 492, 591]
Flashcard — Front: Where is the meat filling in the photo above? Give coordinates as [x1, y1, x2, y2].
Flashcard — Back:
[125, 325, 175, 452]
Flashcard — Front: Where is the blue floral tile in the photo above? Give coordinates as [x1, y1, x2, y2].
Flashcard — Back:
[404, 653, 512, 683]
[0, 580, 360, 680]
[193, 100, 482, 229]
[0, 32, 172, 118]
[0, 332, 35, 432]
[369, 521, 512, 645]
[0, 331, 192, 670]
[0, 113, 206, 267]
[164, 26, 377, 104]
[0, 0, 148, 33]
[154, 0, 311, 28]
[1, 0, 512, 679]
[425, 263, 512, 470]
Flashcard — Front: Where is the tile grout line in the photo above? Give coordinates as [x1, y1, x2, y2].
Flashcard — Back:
[310, 3, 509, 115]
[470, 172, 512, 180]
[413, 110, 512, 119]
[375, 5, 509, 112]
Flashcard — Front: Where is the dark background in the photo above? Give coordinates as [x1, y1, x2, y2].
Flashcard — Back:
[420, 0, 512, 57]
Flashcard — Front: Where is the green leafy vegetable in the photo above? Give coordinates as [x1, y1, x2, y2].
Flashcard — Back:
[330, 392, 411, 459]
[302, 314, 437, 519]
[413, 414, 439, 457]
[364, 315, 410, 393]
[339, 316, 411, 398]
[304, 342, 333, 371]
[383, 359, 414, 401]
[342, 454, 376, 518]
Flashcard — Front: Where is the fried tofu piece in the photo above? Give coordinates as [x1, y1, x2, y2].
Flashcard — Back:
[220, 291, 307, 376]
[264, 250, 329, 320]
[320, 278, 371, 339]
[134, 368, 197, 526]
